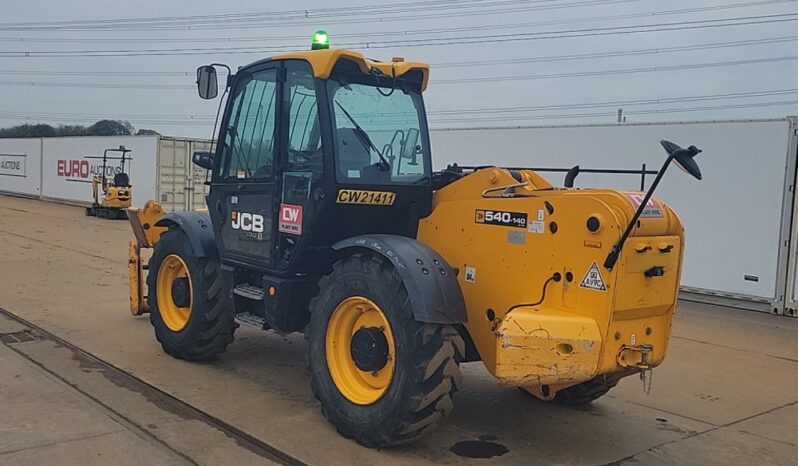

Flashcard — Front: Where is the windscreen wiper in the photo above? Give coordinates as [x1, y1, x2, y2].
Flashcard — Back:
[334, 100, 391, 171]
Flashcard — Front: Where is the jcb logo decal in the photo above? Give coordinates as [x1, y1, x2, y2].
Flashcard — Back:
[336, 189, 396, 206]
[231, 211, 264, 233]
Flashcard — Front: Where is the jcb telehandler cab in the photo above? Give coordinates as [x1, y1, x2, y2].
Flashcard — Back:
[126, 33, 702, 447]
[86, 145, 132, 219]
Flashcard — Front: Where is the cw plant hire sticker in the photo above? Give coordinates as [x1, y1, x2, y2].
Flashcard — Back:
[580, 261, 607, 291]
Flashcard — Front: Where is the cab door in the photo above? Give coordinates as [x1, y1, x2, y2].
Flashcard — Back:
[208, 64, 282, 270]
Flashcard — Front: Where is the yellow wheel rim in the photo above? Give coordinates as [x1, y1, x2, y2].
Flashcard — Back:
[156, 254, 193, 332]
[326, 296, 396, 405]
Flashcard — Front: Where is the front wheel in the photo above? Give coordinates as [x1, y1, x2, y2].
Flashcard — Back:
[147, 229, 236, 361]
[306, 252, 463, 447]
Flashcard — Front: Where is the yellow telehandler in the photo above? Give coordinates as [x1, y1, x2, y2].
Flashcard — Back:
[126, 32, 702, 447]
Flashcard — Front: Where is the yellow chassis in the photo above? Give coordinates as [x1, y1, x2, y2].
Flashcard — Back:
[126, 167, 683, 399]
[127, 201, 167, 316]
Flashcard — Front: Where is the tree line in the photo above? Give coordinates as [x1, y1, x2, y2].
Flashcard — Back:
[0, 120, 161, 138]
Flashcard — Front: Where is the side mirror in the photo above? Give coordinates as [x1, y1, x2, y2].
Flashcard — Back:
[192, 151, 214, 170]
[401, 128, 421, 165]
[196, 66, 218, 100]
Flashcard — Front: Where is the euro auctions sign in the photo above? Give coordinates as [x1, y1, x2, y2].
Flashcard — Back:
[0, 153, 26, 177]
[56, 159, 91, 181]
[56, 157, 124, 182]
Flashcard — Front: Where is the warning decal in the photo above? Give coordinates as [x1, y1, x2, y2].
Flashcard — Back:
[579, 261, 607, 291]
[623, 192, 664, 218]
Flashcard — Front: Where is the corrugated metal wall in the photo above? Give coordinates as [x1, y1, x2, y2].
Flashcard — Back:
[0, 138, 42, 197]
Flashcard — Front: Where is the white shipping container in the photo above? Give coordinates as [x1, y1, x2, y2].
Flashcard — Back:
[40, 136, 158, 205]
[0, 138, 43, 197]
[0, 135, 211, 211]
[430, 118, 798, 314]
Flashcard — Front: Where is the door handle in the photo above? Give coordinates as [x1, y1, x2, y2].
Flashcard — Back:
[236, 184, 247, 192]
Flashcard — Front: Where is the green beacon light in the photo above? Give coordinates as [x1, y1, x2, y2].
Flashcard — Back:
[312, 30, 330, 50]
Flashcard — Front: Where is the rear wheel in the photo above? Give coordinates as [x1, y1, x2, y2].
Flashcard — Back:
[148, 229, 236, 361]
[306, 252, 463, 447]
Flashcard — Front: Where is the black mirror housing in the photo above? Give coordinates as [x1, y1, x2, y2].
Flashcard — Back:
[192, 151, 214, 170]
[196, 66, 218, 100]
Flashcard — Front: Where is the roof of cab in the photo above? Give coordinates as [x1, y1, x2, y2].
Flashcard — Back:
[271, 48, 430, 91]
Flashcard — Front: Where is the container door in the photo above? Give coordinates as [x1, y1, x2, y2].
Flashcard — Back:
[781, 120, 798, 317]
[156, 138, 190, 212]
[188, 139, 212, 211]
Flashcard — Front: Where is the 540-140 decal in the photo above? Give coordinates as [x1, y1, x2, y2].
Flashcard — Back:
[336, 189, 397, 206]
[475, 209, 528, 228]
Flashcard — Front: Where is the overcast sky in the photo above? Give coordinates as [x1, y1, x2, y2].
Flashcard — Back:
[1, 0, 797, 138]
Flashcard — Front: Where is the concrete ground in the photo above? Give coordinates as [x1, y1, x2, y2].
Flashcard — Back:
[0, 324, 188, 466]
[0, 194, 796, 465]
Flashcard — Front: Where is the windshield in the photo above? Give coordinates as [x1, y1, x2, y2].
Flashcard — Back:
[327, 75, 430, 185]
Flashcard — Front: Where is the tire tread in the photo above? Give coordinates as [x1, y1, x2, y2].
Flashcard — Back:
[306, 252, 465, 447]
[148, 229, 235, 361]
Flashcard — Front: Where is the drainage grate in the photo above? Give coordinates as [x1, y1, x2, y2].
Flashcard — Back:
[0, 330, 39, 344]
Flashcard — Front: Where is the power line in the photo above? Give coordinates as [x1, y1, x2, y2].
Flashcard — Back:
[3, 87, 798, 123]
[2, 52, 797, 89]
[435, 35, 798, 68]
[0, 70, 199, 77]
[0, 0, 642, 32]
[4, 13, 798, 58]
[3, 33, 798, 78]
[428, 99, 798, 124]
[435, 54, 798, 84]
[3, 97, 798, 127]
[1, 0, 790, 44]
[0, 0, 493, 29]
[429, 88, 798, 114]
[358, 13, 798, 49]
[0, 80, 192, 90]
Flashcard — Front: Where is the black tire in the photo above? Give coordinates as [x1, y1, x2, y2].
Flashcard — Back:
[148, 229, 236, 361]
[553, 374, 620, 406]
[306, 252, 464, 447]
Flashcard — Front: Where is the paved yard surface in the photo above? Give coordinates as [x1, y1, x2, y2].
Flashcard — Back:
[0, 194, 796, 465]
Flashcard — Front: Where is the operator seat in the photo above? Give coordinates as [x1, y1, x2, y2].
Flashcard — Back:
[337, 127, 371, 179]
[114, 172, 130, 187]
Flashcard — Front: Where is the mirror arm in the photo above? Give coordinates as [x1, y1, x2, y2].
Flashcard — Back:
[603, 154, 673, 270]
[208, 63, 233, 89]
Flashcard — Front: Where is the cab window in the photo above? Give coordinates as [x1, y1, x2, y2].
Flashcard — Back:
[285, 62, 322, 178]
[327, 63, 430, 186]
[218, 68, 278, 181]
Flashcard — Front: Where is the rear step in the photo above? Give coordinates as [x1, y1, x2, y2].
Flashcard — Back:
[233, 284, 264, 301]
[232, 284, 267, 329]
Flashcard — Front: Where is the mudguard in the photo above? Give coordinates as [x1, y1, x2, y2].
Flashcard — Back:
[332, 234, 467, 324]
[154, 211, 218, 258]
